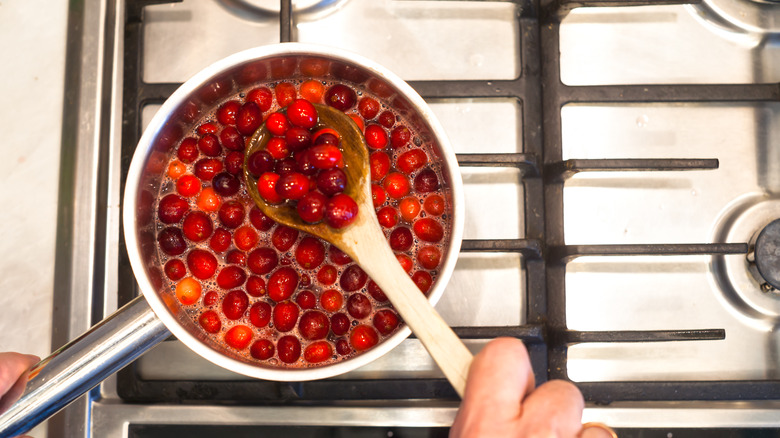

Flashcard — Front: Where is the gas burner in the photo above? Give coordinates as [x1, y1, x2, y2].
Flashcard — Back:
[216, 0, 348, 21]
[711, 195, 780, 326]
[688, 0, 780, 35]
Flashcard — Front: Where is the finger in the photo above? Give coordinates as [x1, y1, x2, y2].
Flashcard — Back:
[517, 379, 585, 438]
[580, 423, 618, 438]
[450, 337, 535, 437]
[0, 353, 39, 397]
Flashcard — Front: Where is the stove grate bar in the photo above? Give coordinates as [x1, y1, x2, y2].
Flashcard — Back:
[561, 83, 780, 104]
[579, 380, 780, 403]
[553, 243, 748, 262]
[457, 153, 539, 176]
[547, 158, 718, 181]
[417, 325, 546, 342]
[137, 83, 179, 105]
[461, 239, 543, 259]
[408, 79, 525, 99]
[562, 329, 725, 344]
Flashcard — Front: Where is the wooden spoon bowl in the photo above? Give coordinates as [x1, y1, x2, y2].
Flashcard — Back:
[244, 104, 472, 396]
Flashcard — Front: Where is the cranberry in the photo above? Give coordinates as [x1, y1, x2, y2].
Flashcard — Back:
[236, 101, 263, 135]
[164, 259, 186, 280]
[194, 158, 224, 181]
[412, 270, 433, 293]
[378, 110, 395, 128]
[417, 245, 442, 269]
[372, 184, 386, 208]
[294, 149, 317, 175]
[304, 341, 333, 363]
[247, 86, 273, 112]
[268, 266, 299, 301]
[390, 125, 411, 149]
[317, 264, 337, 285]
[399, 197, 421, 222]
[389, 227, 413, 251]
[297, 191, 327, 223]
[358, 97, 380, 120]
[217, 200, 245, 228]
[377, 206, 399, 228]
[217, 100, 241, 126]
[370, 151, 390, 182]
[216, 266, 247, 289]
[249, 207, 275, 231]
[265, 112, 290, 136]
[414, 168, 439, 193]
[209, 228, 232, 253]
[271, 225, 299, 252]
[250, 339, 275, 360]
[397, 149, 428, 175]
[335, 338, 351, 356]
[247, 150, 274, 177]
[423, 194, 445, 216]
[225, 325, 253, 350]
[220, 127, 245, 152]
[203, 290, 219, 307]
[198, 133, 221, 157]
[396, 254, 413, 272]
[176, 174, 201, 197]
[175, 277, 201, 305]
[187, 249, 218, 279]
[266, 137, 290, 160]
[276, 172, 310, 200]
[292, 237, 324, 270]
[212, 172, 240, 197]
[320, 289, 344, 312]
[285, 127, 312, 151]
[383, 172, 410, 199]
[316, 168, 347, 196]
[196, 187, 221, 212]
[177, 137, 199, 163]
[373, 309, 399, 335]
[157, 227, 187, 256]
[197, 122, 219, 135]
[257, 172, 283, 204]
[367, 280, 388, 302]
[364, 124, 388, 150]
[347, 293, 371, 319]
[199, 310, 221, 334]
[287, 98, 318, 129]
[182, 211, 212, 242]
[275, 157, 298, 175]
[275, 81, 297, 107]
[224, 151, 243, 175]
[296, 290, 316, 309]
[313, 130, 339, 146]
[340, 264, 368, 292]
[273, 301, 300, 332]
[158, 194, 188, 224]
[325, 194, 358, 229]
[299, 310, 330, 340]
[249, 301, 272, 328]
[222, 289, 249, 320]
[247, 247, 278, 275]
[329, 245, 352, 265]
[309, 145, 342, 170]
[349, 325, 379, 351]
[413, 218, 444, 242]
[226, 249, 246, 266]
[330, 312, 350, 336]
[277, 335, 301, 363]
[233, 225, 259, 251]
[246, 275, 267, 297]
[325, 84, 357, 111]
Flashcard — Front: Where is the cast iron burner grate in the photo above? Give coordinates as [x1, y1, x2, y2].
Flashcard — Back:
[117, 0, 776, 404]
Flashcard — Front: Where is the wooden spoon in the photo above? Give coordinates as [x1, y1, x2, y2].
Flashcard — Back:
[243, 104, 472, 397]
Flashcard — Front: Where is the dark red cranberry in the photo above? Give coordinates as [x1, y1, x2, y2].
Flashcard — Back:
[347, 293, 372, 319]
[364, 124, 388, 150]
[194, 158, 224, 181]
[182, 211, 213, 242]
[250, 339, 274, 360]
[367, 280, 388, 302]
[299, 310, 330, 340]
[199, 311, 221, 334]
[164, 259, 186, 280]
[294, 236, 325, 269]
[212, 172, 240, 198]
[246, 275, 267, 297]
[158, 194, 188, 224]
[217, 100, 241, 126]
[340, 264, 368, 292]
[389, 227, 413, 251]
[187, 249, 218, 279]
[413, 218, 444, 242]
[390, 125, 411, 149]
[277, 335, 301, 363]
[335, 338, 351, 356]
[330, 312, 350, 336]
[329, 245, 352, 265]
[203, 290, 219, 307]
[247, 247, 278, 275]
[226, 249, 247, 266]
[273, 302, 300, 333]
[378, 110, 395, 128]
[324, 84, 357, 111]
[296, 191, 327, 223]
[316, 168, 347, 196]
[177, 137, 199, 163]
[276, 172, 310, 200]
[313, 132, 339, 146]
[224, 151, 244, 175]
[417, 245, 442, 269]
[373, 309, 399, 335]
[275, 157, 297, 175]
[294, 149, 317, 175]
[272, 225, 299, 252]
[296, 290, 316, 309]
[236, 101, 262, 135]
[157, 227, 186, 256]
[198, 133, 221, 157]
[325, 194, 358, 229]
[247, 150, 274, 177]
[249, 301, 272, 327]
[268, 267, 299, 301]
[219, 126, 244, 151]
[284, 127, 312, 151]
[414, 168, 439, 193]
[209, 228, 232, 253]
[358, 96, 380, 120]
[412, 270, 433, 293]
[216, 265, 247, 289]
[265, 112, 289, 136]
[249, 207, 275, 231]
[222, 289, 249, 320]
[247, 86, 273, 112]
[287, 98, 318, 129]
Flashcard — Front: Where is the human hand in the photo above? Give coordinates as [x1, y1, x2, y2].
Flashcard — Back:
[450, 337, 615, 438]
[0, 352, 39, 438]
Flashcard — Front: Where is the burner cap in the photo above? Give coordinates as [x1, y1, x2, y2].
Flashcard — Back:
[755, 219, 780, 290]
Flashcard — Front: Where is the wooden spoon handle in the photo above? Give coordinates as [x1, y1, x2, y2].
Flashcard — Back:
[344, 215, 472, 397]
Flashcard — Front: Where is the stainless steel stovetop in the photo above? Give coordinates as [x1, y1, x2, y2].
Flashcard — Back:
[51, 0, 780, 436]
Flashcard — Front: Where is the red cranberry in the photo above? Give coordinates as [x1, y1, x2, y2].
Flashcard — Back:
[158, 194, 188, 224]
[198, 133, 221, 157]
[177, 137, 199, 163]
[371, 184, 386, 208]
[349, 325, 379, 351]
[182, 211, 213, 242]
[417, 245, 442, 269]
[220, 126, 244, 151]
[275, 82, 297, 107]
[370, 151, 390, 182]
[383, 172, 410, 199]
[216, 266, 247, 289]
[217, 100, 241, 126]
[390, 125, 411, 149]
[257, 172, 283, 204]
[209, 228, 232, 253]
[266, 137, 290, 160]
[378, 110, 395, 128]
[237, 101, 263, 135]
[247, 86, 273, 112]
[194, 158, 224, 181]
[316, 168, 347, 196]
[412, 270, 433, 293]
[389, 227, 413, 251]
[233, 225, 259, 251]
[340, 264, 368, 292]
[265, 112, 290, 136]
[224, 151, 244, 175]
[222, 289, 249, 320]
[176, 175, 200, 197]
[325, 194, 358, 229]
[413, 218, 444, 242]
[309, 145, 342, 170]
[330, 312, 351, 336]
[247, 247, 278, 275]
[367, 280, 388, 302]
[294, 149, 317, 175]
[325, 84, 357, 111]
[284, 127, 312, 151]
[203, 290, 219, 307]
[226, 249, 247, 266]
[373, 309, 399, 335]
[246, 275, 267, 297]
[396, 254, 413, 272]
[304, 341, 333, 363]
[313, 131, 339, 146]
[277, 335, 301, 363]
[295, 236, 325, 269]
[296, 290, 317, 309]
[247, 150, 274, 177]
[212, 172, 240, 197]
[268, 267, 299, 301]
[249, 207, 275, 231]
[346, 293, 371, 319]
[225, 325, 253, 350]
[299, 310, 330, 340]
[187, 249, 218, 279]
[249, 301, 272, 327]
[272, 225, 299, 252]
[273, 301, 300, 332]
[317, 264, 338, 285]
[287, 98, 318, 129]
[297, 191, 327, 223]
[158, 227, 187, 256]
[335, 338, 351, 356]
[320, 289, 344, 312]
[358, 97, 380, 120]
[197, 122, 219, 135]
[329, 245, 352, 265]
[397, 149, 428, 175]
[414, 168, 439, 193]
[164, 259, 186, 280]
[377, 206, 399, 228]
[250, 339, 275, 360]
[364, 124, 388, 150]
[217, 200, 244, 229]
[199, 311, 221, 334]
[276, 172, 310, 200]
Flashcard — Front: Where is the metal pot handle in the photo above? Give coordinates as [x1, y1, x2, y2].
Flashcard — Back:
[0, 296, 170, 438]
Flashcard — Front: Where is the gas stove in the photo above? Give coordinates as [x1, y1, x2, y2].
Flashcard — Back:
[50, 0, 780, 436]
